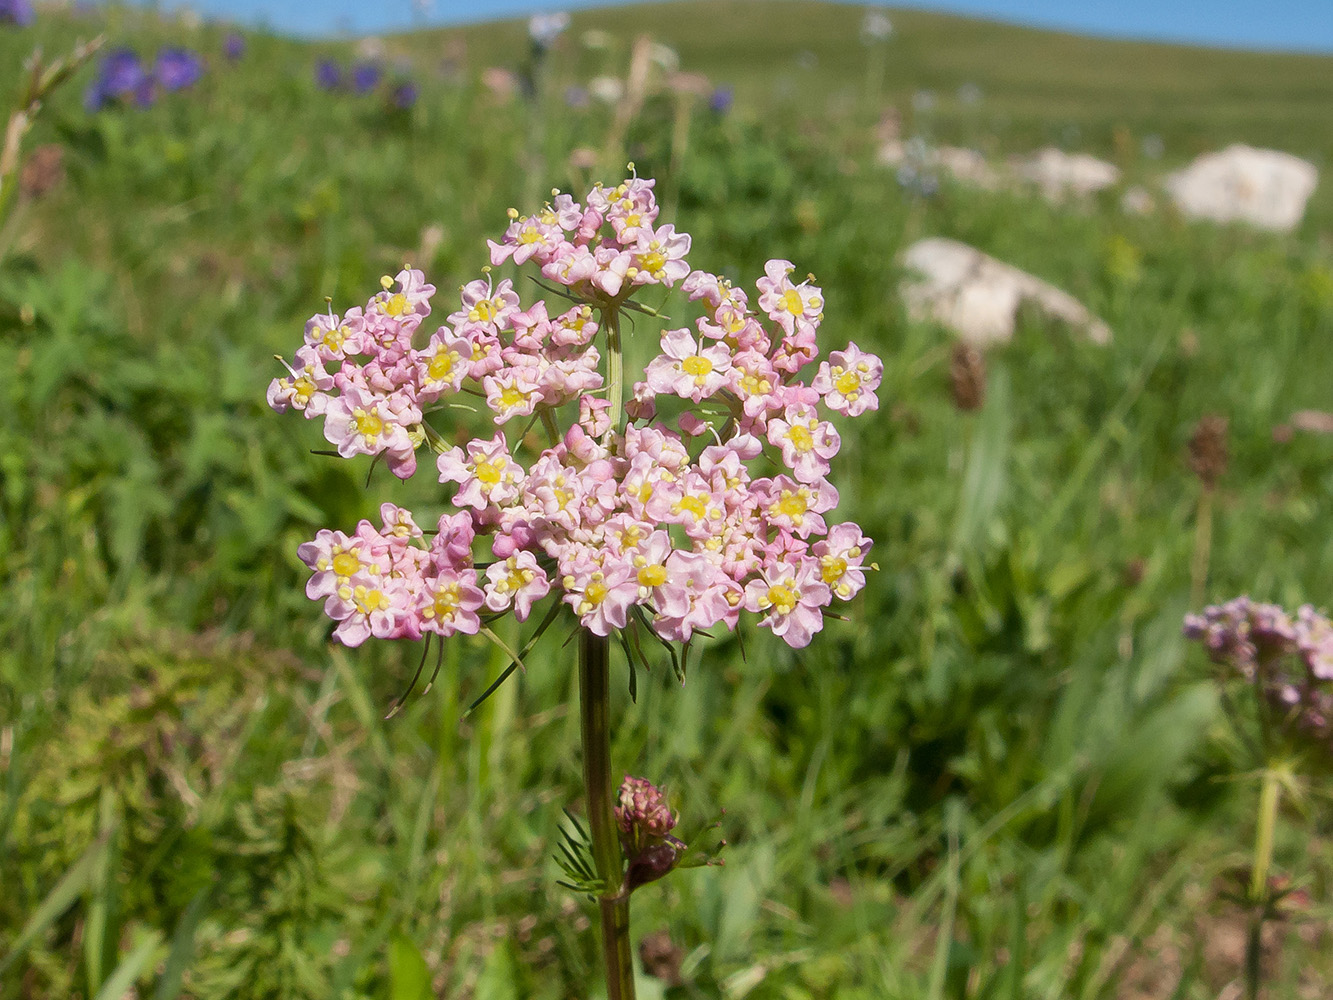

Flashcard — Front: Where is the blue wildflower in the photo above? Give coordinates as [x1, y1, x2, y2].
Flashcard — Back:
[0, 0, 35, 27]
[156, 47, 204, 92]
[351, 61, 382, 94]
[708, 85, 733, 114]
[223, 32, 245, 62]
[85, 48, 152, 111]
[315, 59, 342, 90]
[390, 81, 418, 109]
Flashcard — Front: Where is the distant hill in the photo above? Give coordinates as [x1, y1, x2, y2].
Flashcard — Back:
[400, 0, 1333, 165]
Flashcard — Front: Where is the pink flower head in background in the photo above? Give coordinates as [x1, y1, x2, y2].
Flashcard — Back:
[1184, 597, 1333, 751]
[269, 173, 882, 650]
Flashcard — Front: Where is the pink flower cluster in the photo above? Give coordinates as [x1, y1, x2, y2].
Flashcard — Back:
[270, 175, 881, 651]
[1184, 597, 1333, 749]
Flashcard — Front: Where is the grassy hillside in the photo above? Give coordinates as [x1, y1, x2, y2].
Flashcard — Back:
[1, 3, 1332, 999]
[427, 1, 1333, 162]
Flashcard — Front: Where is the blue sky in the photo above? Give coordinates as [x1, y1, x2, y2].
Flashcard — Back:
[130, 0, 1333, 52]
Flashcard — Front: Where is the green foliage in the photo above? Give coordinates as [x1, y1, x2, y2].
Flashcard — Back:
[2, 4, 1332, 999]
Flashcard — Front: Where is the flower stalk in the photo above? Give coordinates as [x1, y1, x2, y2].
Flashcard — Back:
[602, 303, 624, 439]
[1244, 766, 1282, 1000]
[579, 631, 635, 999]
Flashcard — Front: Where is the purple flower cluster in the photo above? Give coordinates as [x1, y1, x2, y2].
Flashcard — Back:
[314, 58, 416, 108]
[0, 0, 34, 27]
[1184, 597, 1333, 748]
[84, 46, 205, 112]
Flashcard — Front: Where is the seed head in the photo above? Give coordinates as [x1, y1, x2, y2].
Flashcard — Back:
[1187, 413, 1228, 489]
[948, 342, 986, 412]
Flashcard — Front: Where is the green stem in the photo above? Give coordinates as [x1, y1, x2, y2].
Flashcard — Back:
[1249, 767, 1281, 902]
[1245, 917, 1263, 1000]
[1245, 767, 1282, 1000]
[578, 631, 634, 999]
[540, 408, 561, 449]
[602, 305, 625, 441]
[1189, 486, 1213, 611]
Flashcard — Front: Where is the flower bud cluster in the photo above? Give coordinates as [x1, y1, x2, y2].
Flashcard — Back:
[615, 775, 684, 891]
[1184, 597, 1333, 749]
[270, 175, 881, 651]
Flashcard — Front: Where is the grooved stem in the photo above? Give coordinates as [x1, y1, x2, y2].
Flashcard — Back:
[603, 305, 624, 441]
[579, 631, 634, 999]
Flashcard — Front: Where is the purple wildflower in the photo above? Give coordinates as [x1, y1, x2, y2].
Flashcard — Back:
[0, 0, 34, 26]
[315, 59, 342, 91]
[223, 32, 245, 62]
[351, 61, 382, 94]
[156, 47, 204, 92]
[564, 85, 589, 108]
[390, 81, 418, 109]
[85, 48, 152, 111]
[708, 85, 733, 114]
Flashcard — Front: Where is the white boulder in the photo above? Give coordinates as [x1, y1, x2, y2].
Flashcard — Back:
[1164, 144, 1318, 231]
[900, 237, 1112, 346]
[1013, 147, 1120, 202]
[879, 139, 1002, 190]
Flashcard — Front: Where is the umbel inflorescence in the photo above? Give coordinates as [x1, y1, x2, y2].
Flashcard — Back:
[1184, 597, 1333, 750]
[268, 174, 881, 654]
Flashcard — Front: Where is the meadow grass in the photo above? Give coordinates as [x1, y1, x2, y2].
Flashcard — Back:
[1, 3, 1332, 998]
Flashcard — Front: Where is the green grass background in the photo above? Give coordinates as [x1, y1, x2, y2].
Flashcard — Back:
[1, 2, 1332, 997]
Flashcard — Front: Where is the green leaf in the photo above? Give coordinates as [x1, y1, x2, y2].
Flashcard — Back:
[0, 832, 111, 976]
[93, 929, 163, 1000]
[474, 939, 523, 1000]
[152, 886, 214, 1000]
[389, 933, 433, 1000]
[951, 367, 1011, 560]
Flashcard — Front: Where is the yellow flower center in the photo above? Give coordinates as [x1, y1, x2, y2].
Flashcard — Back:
[322, 326, 346, 351]
[834, 368, 861, 395]
[766, 583, 798, 615]
[640, 250, 666, 274]
[786, 424, 814, 453]
[429, 583, 459, 620]
[353, 586, 390, 615]
[584, 580, 608, 605]
[637, 565, 668, 588]
[682, 355, 714, 378]
[427, 352, 456, 380]
[332, 552, 361, 578]
[676, 495, 708, 520]
[821, 556, 848, 585]
[739, 371, 772, 396]
[473, 456, 502, 485]
[773, 491, 809, 519]
[499, 386, 529, 409]
[781, 289, 804, 315]
[383, 292, 410, 317]
[354, 409, 384, 440]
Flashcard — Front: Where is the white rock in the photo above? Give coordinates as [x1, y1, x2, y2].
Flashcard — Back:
[1013, 147, 1120, 202]
[878, 140, 1001, 190]
[1164, 144, 1318, 232]
[900, 237, 1112, 346]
